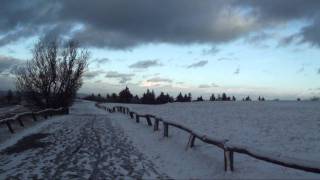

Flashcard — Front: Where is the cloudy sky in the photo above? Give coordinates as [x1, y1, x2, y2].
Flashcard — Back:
[0, 0, 320, 99]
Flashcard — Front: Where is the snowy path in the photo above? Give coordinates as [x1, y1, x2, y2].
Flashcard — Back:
[0, 101, 167, 179]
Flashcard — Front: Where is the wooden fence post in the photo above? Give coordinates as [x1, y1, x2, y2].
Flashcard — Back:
[230, 151, 234, 171]
[64, 107, 69, 114]
[224, 150, 228, 171]
[136, 115, 140, 123]
[224, 150, 234, 171]
[5, 121, 14, 133]
[186, 134, 194, 150]
[190, 135, 196, 148]
[32, 112, 37, 121]
[154, 118, 159, 131]
[17, 117, 24, 127]
[146, 115, 152, 126]
[163, 122, 169, 137]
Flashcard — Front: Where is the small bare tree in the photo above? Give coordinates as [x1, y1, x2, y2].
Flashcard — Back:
[16, 39, 89, 108]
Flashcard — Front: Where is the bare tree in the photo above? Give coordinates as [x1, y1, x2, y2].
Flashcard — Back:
[15, 39, 89, 108]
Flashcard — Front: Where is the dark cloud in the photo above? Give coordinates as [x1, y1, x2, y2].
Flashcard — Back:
[217, 57, 236, 61]
[0, 55, 23, 74]
[1, 0, 320, 48]
[187, 60, 208, 68]
[279, 22, 320, 47]
[84, 70, 105, 79]
[245, 32, 272, 48]
[202, 46, 219, 55]
[146, 77, 172, 83]
[105, 71, 134, 78]
[234, 68, 240, 75]
[297, 67, 305, 74]
[198, 84, 211, 88]
[0, 0, 256, 49]
[119, 77, 132, 84]
[0, 55, 24, 90]
[92, 58, 109, 64]
[129, 60, 161, 69]
[105, 71, 135, 84]
[198, 83, 219, 88]
[142, 73, 161, 78]
[211, 83, 219, 87]
[307, 87, 320, 91]
[235, 0, 320, 21]
[278, 35, 298, 47]
[236, 0, 320, 47]
[0, 28, 36, 46]
[247, 32, 271, 43]
[299, 20, 320, 47]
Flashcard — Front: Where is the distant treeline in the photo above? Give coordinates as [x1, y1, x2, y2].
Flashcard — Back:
[83, 87, 268, 104]
[0, 90, 21, 107]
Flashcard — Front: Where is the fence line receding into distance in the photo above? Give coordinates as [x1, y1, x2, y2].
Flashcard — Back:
[96, 103, 320, 174]
[0, 107, 69, 133]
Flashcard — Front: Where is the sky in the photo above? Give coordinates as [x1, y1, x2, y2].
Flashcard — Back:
[0, 0, 320, 100]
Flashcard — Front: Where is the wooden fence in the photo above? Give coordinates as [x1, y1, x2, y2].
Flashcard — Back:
[0, 107, 69, 133]
[96, 103, 320, 174]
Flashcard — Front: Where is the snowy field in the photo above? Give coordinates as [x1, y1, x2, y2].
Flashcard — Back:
[105, 101, 320, 179]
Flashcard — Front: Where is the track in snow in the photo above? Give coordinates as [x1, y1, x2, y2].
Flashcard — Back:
[0, 107, 167, 179]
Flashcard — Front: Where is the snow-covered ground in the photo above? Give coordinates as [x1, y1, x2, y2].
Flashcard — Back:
[105, 101, 320, 179]
[1, 100, 319, 179]
[0, 101, 167, 179]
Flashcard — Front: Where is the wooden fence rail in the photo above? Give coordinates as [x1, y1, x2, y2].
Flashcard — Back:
[0, 107, 69, 133]
[96, 103, 320, 174]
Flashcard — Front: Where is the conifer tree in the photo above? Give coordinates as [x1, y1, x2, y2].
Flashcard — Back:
[196, 96, 204, 101]
[119, 86, 133, 103]
[176, 92, 184, 102]
[222, 93, 227, 101]
[210, 94, 216, 101]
